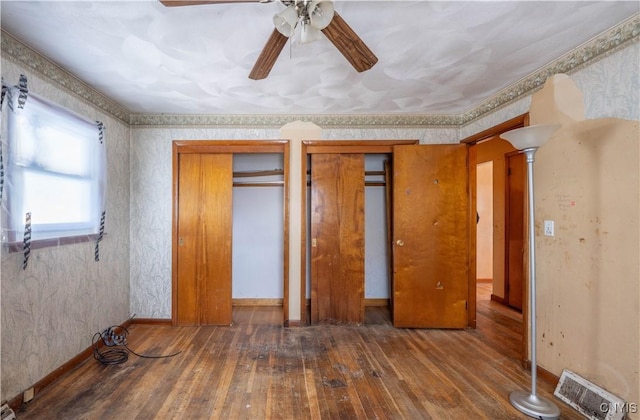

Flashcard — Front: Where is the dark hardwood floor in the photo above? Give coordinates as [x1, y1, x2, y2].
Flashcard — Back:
[475, 282, 524, 361]
[15, 286, 581, 419]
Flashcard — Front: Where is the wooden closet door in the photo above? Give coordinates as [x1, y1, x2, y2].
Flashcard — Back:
[176, 153, 233, 326]
[506, 152, 525, 311]
[392, 145, 469, 328]
[310, 154, 365, 324]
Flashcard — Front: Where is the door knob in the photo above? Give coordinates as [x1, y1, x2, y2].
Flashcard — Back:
[396, 239, 404, 247]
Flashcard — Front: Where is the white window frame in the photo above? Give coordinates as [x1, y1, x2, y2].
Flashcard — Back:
[3, 89, 106, 251]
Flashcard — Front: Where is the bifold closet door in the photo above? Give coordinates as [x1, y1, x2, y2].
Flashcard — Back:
[176, 153, 233, 326]
[392, 145, 469, 328]
[310, 153, 365, 324]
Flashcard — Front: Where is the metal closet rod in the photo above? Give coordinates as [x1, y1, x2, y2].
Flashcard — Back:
[233, 169, 284, 187]
[305, 170, 387, 176]
[232, 169, 387, 177]
[233, 169, 386, 187]
[233, 169, 284, 178]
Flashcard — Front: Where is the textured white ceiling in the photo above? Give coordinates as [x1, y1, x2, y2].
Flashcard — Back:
[1, 1, 638, 115]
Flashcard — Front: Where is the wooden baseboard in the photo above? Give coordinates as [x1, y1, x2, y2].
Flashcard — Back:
[232, 298, 283, 307]
[8, 317, 134, 412]
[490, 294, 505, 304]
[284, 320, 304, 327]
[522, 361, 560, 386]
[131, 318, 172, 326]
[365, 298, 389, 307]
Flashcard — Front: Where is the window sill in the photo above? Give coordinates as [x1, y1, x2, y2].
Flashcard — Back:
[4, 233, 102, 253]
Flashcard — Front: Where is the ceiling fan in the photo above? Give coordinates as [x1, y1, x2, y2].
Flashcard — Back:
[159, 0, 378, 80]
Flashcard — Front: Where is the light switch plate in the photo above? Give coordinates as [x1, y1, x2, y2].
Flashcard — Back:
[544, 220, 554, 236]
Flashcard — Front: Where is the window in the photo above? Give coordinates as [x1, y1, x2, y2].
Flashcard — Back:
[3, 89, 106, 250]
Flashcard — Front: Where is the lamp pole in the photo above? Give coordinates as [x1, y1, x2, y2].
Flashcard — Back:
[508, 147, 560, 419]
[500, 124, 562, 420]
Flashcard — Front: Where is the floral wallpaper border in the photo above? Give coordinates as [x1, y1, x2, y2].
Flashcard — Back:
[0, 30, 130, 123]
[1, 13, 638, 128]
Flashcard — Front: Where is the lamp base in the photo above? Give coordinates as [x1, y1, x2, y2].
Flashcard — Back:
[509, 390, 560, 420]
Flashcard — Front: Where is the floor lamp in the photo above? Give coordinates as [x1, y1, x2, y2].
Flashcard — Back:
[500, 123, 561, 420]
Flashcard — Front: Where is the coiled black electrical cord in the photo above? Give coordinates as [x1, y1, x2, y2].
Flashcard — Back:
[92, 331, 129, 365]
[92, 319, 182, 366]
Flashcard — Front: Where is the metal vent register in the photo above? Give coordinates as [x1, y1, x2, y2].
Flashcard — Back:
[554, 370, 631, 420]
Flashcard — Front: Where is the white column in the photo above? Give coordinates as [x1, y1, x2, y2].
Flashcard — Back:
[280, 121, 322, 322]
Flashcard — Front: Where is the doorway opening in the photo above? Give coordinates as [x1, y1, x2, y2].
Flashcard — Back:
[476, 156, 523, 360]
[476, 160, 494, 291]
[304, 152, 394, 325]
[302, 140, 470, 329]
[232, 153, 285, 325]
[172, 141, 289, 327]
[463, 114, 528, 363]
[364, 154, 394, 325]
[301, 140, 418, 326]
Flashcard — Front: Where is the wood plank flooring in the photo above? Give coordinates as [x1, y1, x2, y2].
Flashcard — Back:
[14, 287, 581, 419]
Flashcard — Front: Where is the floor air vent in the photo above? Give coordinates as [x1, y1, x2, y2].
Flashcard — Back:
[1, 403, 16, 420]
[554, 369, 628, 420]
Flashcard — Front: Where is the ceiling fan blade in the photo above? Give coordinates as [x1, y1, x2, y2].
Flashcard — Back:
[249, 29, 289, 80]
[321, 11, 378, 73]
[160, 0, 262, 7]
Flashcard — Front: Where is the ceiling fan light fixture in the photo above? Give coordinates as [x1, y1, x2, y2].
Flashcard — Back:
[308, 0, 334, 30]
[300, 19, 322, 44]
[273, 5, 298, 37]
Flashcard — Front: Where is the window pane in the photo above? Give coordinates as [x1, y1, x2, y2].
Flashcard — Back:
[14, 101, 94, 177]
[24, 170, 93, 226]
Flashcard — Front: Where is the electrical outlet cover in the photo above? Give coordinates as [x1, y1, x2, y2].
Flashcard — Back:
[23, 387, 34, 403]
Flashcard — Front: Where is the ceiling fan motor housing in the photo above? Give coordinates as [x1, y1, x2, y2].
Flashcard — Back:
[274, 0, 334, 37]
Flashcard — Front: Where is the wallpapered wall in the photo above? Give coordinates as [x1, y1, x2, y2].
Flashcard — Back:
[0, 60, 131, 401]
